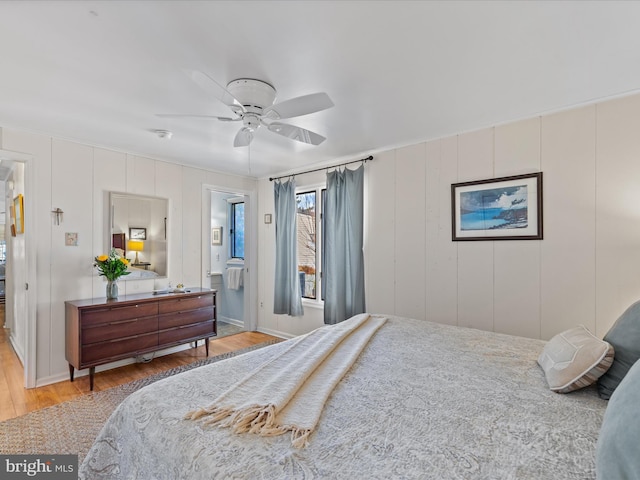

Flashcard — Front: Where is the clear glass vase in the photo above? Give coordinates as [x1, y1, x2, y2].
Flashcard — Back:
[106, 280, 118, 300]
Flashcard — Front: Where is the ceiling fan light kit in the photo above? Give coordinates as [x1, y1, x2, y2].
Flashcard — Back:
[156, 72, 334, 148]
[226, 78, 276, 111]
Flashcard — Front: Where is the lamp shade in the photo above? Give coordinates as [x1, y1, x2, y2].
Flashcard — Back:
[128, 240, 144, 252]
[127, 239, 144, 264]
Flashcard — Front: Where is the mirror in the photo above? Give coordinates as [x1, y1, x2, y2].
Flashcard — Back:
[110, 192, 168, 281]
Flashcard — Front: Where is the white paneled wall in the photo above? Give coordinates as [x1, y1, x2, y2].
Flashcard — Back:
[456, 128, 495, 332]
[51, 140, 94, 376]
[425, 137, 458, 325]
[540, 106, 596, 339]
[595, 95, 640, 338]
[493, 118, 541, 339]
[395, 144, 426, 319]
[364, 150, 395, 315]
[257, 92, 640, 342]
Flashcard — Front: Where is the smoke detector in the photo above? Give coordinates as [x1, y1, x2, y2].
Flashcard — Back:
[153, 129, 173, 139]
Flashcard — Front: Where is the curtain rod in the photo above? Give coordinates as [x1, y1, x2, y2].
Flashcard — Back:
[269, 155, 373, 182]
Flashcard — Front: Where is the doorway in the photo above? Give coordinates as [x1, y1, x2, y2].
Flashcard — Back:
[203, 185, 256, 337]
[0, 149, 35, 388]
[0, 173, 7, 328]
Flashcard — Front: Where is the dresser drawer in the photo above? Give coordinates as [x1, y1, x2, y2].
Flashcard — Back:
[159, 321, 215, 346]
[158, 306, 214, 330]
[158, 294, 213, 314]
[82, 332, 158, 364]
[82, 316, 158, 345]
[81, 302, 159, 327]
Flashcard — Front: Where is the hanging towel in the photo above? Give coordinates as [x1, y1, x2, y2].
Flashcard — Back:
[227, 267, 243, 290]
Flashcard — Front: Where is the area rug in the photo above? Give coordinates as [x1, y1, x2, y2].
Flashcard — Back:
[0, 340, 281, 463]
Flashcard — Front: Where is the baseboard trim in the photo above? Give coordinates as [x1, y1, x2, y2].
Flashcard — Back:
[256, 326, 296, 339]
[218, 316, 244, 327]
[9, 332, 24, 366]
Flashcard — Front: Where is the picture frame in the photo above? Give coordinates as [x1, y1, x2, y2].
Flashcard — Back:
[212, 226, 223, 246]
[129, 227, 147, 240]
[451, 172, 543, 241]
[14, 194, 24, 234]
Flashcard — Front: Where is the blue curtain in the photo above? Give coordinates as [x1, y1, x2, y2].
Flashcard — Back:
[324, 165, 365, 324]
[273, 179, 304, 316]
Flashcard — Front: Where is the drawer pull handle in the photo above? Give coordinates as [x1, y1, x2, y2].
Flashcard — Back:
[109, 333, 143, 343]
[110, 304, 141, 312]
[110, 318, 139, 326]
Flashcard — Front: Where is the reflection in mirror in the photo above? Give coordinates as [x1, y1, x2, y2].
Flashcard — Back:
[110, 192, 168, 281]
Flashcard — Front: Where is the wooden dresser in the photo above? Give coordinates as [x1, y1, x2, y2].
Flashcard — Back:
[65, 288, 216, 390]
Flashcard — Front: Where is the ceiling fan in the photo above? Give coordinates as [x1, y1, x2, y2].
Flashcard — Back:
[157, 71, 334, 147]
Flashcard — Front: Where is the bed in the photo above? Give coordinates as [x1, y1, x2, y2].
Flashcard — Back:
[125, 266, 160, 280]
[79, 315, 608, 479]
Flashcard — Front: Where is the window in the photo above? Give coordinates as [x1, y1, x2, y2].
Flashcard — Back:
[230, 202, 245, 259]
[297, 191, 316, 299]
[296, 188, 325, 301]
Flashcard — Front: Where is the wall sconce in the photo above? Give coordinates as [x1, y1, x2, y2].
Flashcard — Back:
[128, 239, 144, 264]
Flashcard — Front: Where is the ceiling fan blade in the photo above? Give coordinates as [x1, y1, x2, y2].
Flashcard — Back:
[234, 128, 254, 147]
[267, 122, 326, 145]
[188, 70, 245, 114]
[155, 114, 239, 122]
[263, 92, 334, 120]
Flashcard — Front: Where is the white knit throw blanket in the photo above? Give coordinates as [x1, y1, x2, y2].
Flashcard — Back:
[186, 313, 387, 448]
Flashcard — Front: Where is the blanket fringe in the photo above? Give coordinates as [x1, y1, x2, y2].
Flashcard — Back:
[187, 404, 279, 435]
[291, 428, 312, 449]
[184, 405, 231, 421]
[227, 404, 276, 434]
[186, 404, 311, 447]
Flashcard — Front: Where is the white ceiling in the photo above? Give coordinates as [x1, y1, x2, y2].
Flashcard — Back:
[1, 1, 640, 179]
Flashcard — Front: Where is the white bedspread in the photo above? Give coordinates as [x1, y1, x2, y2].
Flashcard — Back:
[80, 315, 606, 479]
[125, 266, 159, 280]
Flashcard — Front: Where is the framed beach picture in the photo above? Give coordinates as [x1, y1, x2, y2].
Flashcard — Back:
[451, 172, 543, 241]
[212, 226, 223, 246]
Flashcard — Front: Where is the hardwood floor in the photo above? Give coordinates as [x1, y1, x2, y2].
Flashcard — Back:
[0, 325, 280, 422]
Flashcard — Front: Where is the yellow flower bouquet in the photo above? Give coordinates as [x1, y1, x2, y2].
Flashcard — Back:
[94, 249, 131, 281]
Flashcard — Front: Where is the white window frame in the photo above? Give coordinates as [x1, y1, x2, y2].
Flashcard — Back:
[296, 184, 325, 307]
[228, 198, 245, 260]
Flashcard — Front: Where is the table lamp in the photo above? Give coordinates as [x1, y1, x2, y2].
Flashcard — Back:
[128, 239, 144, 264]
